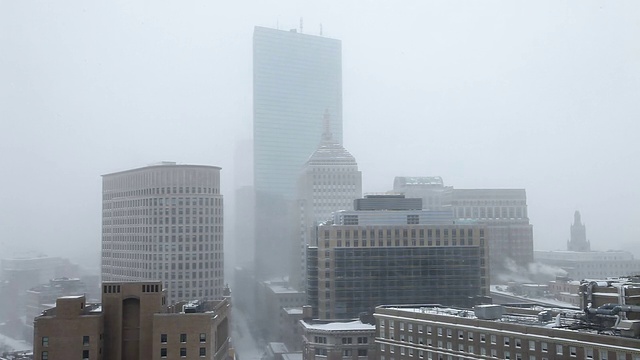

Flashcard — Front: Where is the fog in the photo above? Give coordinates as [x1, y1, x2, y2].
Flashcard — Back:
[1, 0, 639, 270]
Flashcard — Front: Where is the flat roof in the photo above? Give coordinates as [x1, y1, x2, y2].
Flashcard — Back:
[301, 319, 375, 332]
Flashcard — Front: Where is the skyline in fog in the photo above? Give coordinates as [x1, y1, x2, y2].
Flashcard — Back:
[1, 1, 639, 266]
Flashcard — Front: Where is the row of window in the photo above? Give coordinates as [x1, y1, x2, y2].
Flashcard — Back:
[160, 333, 207, 343]
[42, 335, 93, 347]
[160, 347, 207, 357]
[314, 348, 368, 356]
[328, 228, 481, 240]
[103, 185, 219, 200]
[334, 238, 476, 248]
[380, 343, 638, 360]
[379, 321, 640, 360]
[41, 350, 90, 360]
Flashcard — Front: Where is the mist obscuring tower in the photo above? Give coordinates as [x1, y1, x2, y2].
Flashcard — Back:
[253, 26, 343, 278]
[568, 210, 590, 251]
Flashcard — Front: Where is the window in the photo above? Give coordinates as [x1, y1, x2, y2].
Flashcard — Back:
[358, 349, 368, 357]
[468, 332, 474, 341]
[161, 334, 167, 343]
[41, 351, 48, 360]
[529, 341, 536, 351]
[82, 350, 89, 360]
[380, 344, 385, 352]
[344, 350, 353, 357]
[585, 348, 593, 360]
[556, 345, 563, 355]
[505, 351, 511, 360]
[491, 349, 497, 358]
[400, 322, 405, 331]
[42, 337, 49, 347]
[408, 323, 413, 331]
[541, 342, 547, 353]
[491, 335, 496, 345]
[458, 330, 464, 340]
[437, 328, 442, 336]
[419, 351, 424, 359]
[315, 349, 327, 356]
[480, 334, 486, 343]
[357, 337, 368, 344]
[200, 333, 206, 343]
[504, 337, 510, 346]
[515, 339, 521, 349]
[570, 346, 576, 357]
[83, 336, 90, 346]
[446, 329, 452, 338]
[180, 334, 187, 343]
[161, 348, 167, 358]
[180, 348, 187, 357]
[342, 337, 353, 344]
[600, 350, 608, 360]
[468, 346, 474, 354]
[427, 326, 432, 335]
[418, 325, 423, 333]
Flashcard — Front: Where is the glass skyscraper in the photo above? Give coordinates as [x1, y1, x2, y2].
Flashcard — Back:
[253, 26, 343, 198]
[253, 26, 343, 278]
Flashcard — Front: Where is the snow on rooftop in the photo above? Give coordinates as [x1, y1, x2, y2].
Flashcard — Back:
[284, 307, 303, 315]
[302, 320, 375, 332]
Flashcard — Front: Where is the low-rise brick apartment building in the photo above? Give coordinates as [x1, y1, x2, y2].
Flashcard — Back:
[33, 281, 230, 360]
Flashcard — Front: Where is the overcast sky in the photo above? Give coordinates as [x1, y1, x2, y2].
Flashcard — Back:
[1, 1, 639, 268]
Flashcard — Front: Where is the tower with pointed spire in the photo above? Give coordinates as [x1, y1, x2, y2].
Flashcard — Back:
[292, 111, 361, 289]
[568, 210, 590, 251]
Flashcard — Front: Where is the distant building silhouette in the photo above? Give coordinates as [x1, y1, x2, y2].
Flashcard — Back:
[393, 177, 534, 274]
[568, 210, 590, 251]
[101, 162, 224, 304]
[253, 26, 343, 279]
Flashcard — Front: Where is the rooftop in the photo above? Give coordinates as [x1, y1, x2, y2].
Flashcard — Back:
[377, 304, 640, 339]
[301, 319, 375, 332]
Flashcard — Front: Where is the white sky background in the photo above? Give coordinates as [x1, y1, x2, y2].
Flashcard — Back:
[1, 1, 639, 267]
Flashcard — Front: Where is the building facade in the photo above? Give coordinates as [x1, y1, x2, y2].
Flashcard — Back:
[534, 250, 640, 280]
[307, 197, 489, 319]
[294, 111, 361, 288]
[33, 281, 231, 360]
[301, 317, 376, 360]
[392, 178, 534, 274]
[449, 189, 533, 273]
[375, 304, 640, 360]
[253, 26, 343, 279]
[101, 163, 224, 304]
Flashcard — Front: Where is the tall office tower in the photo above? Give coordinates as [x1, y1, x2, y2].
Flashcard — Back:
[568, 210, 590, 251]
[293, 111, 362, 289]
[307, 195, 489, 320]
[253, 26, 343, 278]
[449, 189, 533, 273]
[102, 162, 224, 304]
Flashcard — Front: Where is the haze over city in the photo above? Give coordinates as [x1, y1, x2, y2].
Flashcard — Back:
[1, 0, 639, 270]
